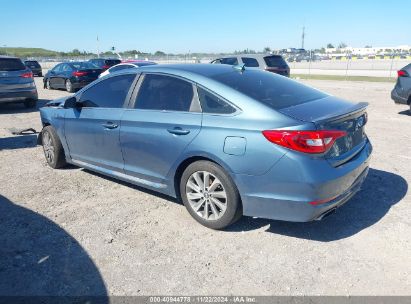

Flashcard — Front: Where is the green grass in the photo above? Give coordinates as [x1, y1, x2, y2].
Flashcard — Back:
[0, 47, 61, 57]
[291, 74, 396, 83]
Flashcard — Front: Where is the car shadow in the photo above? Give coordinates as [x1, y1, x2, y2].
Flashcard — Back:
[0, 99, 50, 114]
[398, 109, 411, 116]
[227, 168, 408, 242]
[0, 134, 38, 150]
[0, 194, 108, 300]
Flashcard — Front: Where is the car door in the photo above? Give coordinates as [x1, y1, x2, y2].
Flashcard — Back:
[49, 64, 62, 87]
[64, 73, 137, 172]
[120, 73, 202, 186]
[59, 64, 73, 87]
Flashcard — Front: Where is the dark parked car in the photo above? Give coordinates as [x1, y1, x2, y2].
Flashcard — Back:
[43, 62, 102, 93]
[24, 60, 42, 77]
[211, 54, 290, 77]
[39, 64, 371, 229]
[88, 58, 121, 71]
[0, 56, 38, 108]
[391, 64, 411, 111]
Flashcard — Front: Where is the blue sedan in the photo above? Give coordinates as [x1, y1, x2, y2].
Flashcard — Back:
[39, 64, 372, 229]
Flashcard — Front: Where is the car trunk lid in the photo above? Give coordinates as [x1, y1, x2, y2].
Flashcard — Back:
[279, 96, 369, 166]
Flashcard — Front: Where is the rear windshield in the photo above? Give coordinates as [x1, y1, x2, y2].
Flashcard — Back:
[264, 55, 287, 68]
[212, 70, 327, 110]
[25, 61, 41, 67]
[0, 58, 26, 71]
[105, 59, 121, 66]
[71, 62, 99, 70]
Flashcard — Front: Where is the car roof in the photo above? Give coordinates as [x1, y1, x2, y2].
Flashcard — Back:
[218, 54, 281, 59]
[0, 55, 20, 60]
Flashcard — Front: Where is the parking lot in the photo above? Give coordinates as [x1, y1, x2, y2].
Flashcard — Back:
[0, 77, 410, 296]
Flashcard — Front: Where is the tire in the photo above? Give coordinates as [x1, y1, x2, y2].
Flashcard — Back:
[65, 79, 75, 93]
[180, 160, 242, 229]
[41, 126, 67, 169]
[24, 99, 36, 108]
[45, 78, 52, 90]
[38, 73, 43, 77]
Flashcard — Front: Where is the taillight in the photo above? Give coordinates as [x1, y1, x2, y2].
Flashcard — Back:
[397, 70, 409, 77]
[72, 71, 88, 77]
[262, 130, 347, 154]
[102, 65, 110, 70]
[20, 72, 33, 78]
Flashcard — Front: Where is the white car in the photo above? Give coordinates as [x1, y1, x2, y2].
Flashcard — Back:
[98, 60, 157, 78]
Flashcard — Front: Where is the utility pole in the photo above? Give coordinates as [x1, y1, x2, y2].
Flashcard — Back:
[301, 26, 305, 49]
[97, 35, 100, 58]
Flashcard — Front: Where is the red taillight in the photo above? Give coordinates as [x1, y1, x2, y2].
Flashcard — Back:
[309, 195, 338, 206]
[20, 72, 33, 78]
[262, 130, 347, 154]
[102, 65, 110, 70]
[72, 71, 88, 77]
[397, 70, 409, 77]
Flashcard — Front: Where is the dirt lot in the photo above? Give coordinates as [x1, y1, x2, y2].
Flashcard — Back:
[0, 78, 410, 296]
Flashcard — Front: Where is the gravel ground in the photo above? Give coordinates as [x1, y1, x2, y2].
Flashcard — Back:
[0, 78, 410, 296]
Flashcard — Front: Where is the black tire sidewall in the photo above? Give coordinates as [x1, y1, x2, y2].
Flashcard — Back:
[180, 160, 241, 229]
[42, 126, 66, 169]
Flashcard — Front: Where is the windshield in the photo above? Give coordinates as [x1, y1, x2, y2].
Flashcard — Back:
[212, 69, 327, 110]
[0, 58, 26, 71]
[71, 62, 99, 70]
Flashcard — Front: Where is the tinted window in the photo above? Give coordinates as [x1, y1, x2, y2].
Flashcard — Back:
[105, 59, 121, 66]
[241, 57, 259, 67]
[89, 59, 103, 67]
[79, 74, 135, 108]
[52, 64, 63, 72]
[71, 62, 99, 70]
[24, 61, 41, 68]
[264, 55, 287, 67]
[0, 58, 26, 71]
[220, 57, 238, 65]
[62, 64, 72, 72]
[135, 74, 195, 112]
[212, 70, 327, 110]
[197, 87, 236, 114]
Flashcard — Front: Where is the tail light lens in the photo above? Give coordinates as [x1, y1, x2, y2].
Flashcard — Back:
[102, 65, 110, 70]
[397, 70, 409, 77]
[262, 130, 347, 154]
[72, 71, 88, 77]
[20, 72, 33, 78]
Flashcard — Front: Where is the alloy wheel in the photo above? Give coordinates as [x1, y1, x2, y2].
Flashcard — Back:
[42, 131, 54, 164]
[185, 171, 227, 220]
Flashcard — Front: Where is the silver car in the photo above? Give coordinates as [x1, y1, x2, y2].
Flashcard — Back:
[0, 56, 38, 108]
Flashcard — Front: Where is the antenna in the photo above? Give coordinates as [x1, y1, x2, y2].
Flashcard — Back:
[301, 26, 305, 49]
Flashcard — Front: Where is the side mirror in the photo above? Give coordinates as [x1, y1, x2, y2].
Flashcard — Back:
[64, 97, 83, 109]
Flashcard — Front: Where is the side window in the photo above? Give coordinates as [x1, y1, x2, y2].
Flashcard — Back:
[220, 57, 239, 65]
[79, 74, 135, 108]
[211, 59, 222, 64]
[135, 74, 196, 112]
[62, 64, 72, 72]
[197, 87, 236, 114]
[53, 64, 62, 72]
[241, 57, 259, 67]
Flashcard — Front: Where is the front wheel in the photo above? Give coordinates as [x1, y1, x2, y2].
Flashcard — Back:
[45, 78, 52, 90]
[180, 160, 242, 229]
[41, 126, 67, 169]
[65, 79, 75, 93]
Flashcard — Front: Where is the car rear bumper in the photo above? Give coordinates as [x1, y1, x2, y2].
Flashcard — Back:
[233, 140, 372, 222]
[0, 89, 38, 104]
[391, 88, 408, 105]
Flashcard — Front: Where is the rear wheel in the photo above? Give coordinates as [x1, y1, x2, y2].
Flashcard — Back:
[24, 99, 36, 108]
[65, 79, 75, 93]
[45, 79, 52, 90]
[180, 160, 242, 229]
[41, 126, 67, 169]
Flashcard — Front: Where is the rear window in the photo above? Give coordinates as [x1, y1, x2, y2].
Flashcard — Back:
[25, 61, 41, 67]
[105, 59, 121, 66]
[212, 70, 327, 110]
[0, 58, 26, 71]
[71, 62, 99, 70]
[264, 55, 287, 68]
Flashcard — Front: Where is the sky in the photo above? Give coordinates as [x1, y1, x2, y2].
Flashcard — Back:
[1, 0, 410, 54]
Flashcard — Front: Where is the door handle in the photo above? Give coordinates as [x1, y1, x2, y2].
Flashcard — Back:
[102, 122, 118, 129]
[167, 127, 190, 135]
